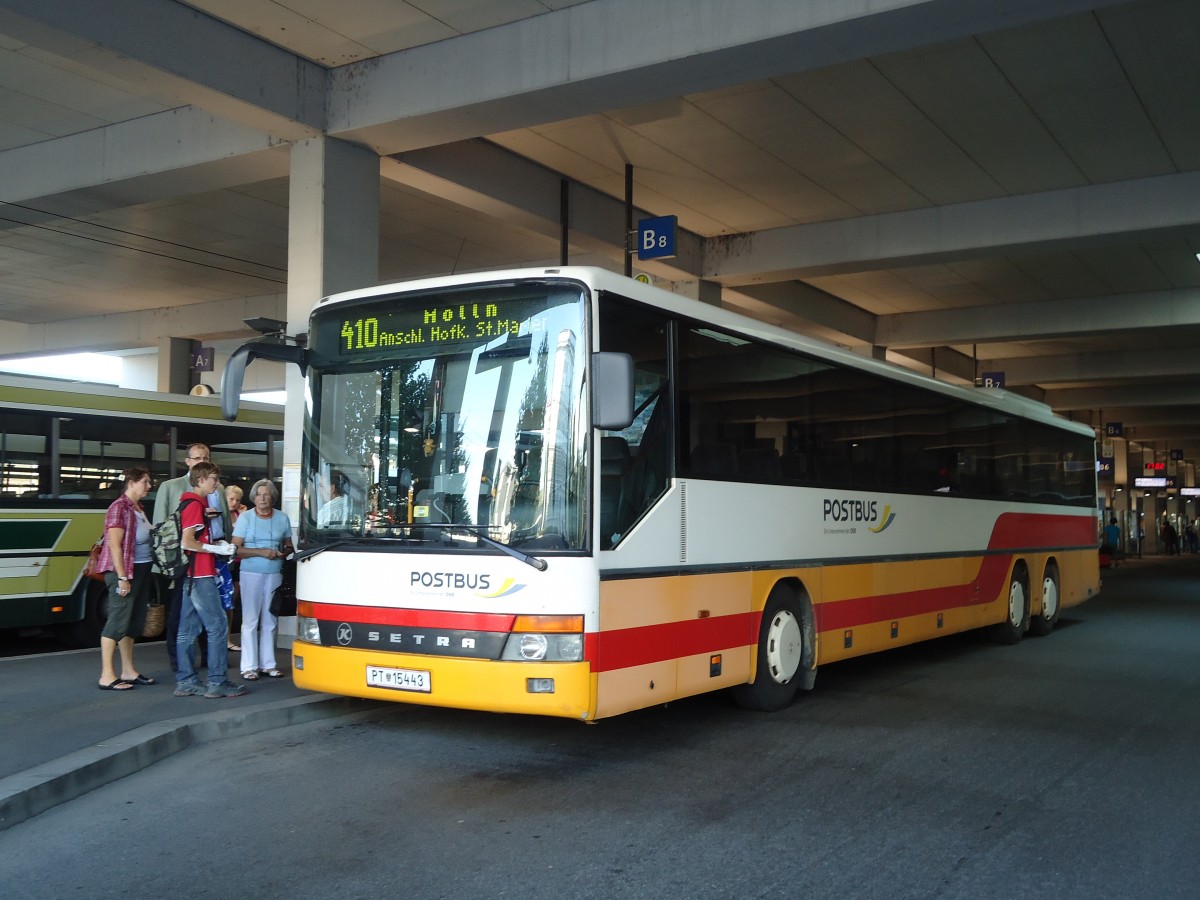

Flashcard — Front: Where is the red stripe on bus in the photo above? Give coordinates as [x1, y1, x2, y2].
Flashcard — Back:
[587, 612, 756, 672]
[989, 512, 1094, 549]
[306, 602, 516, 632]
[589, 512, 1092, 673]
[814, 554, 1013, 632]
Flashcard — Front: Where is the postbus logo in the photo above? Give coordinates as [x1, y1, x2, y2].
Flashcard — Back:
[410, 571, 526, 599]
[822, 497, 897, 534]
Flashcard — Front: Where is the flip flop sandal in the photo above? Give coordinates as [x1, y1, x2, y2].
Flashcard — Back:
[263, 669, 284, 678]
[98, 679, 134, 691]
[242, 671, 259, 680]
[125, 674, 157, 686]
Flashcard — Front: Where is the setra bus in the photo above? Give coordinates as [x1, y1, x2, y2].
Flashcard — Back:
[0, 374, 283, 645]
[223, 267, 1099, 720]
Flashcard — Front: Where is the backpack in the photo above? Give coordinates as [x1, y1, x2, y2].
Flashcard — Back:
[151, 497, 203, 576]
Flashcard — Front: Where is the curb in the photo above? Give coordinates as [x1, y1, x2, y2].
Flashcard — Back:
[0, 694, 382, 832]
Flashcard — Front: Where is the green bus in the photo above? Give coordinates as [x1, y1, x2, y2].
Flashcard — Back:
[0, 375, 283, 646]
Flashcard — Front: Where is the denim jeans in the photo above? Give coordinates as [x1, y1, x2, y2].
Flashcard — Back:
[176, 576, 228, 685]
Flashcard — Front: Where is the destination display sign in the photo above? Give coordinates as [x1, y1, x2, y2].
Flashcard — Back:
[317, 289, 570, 358]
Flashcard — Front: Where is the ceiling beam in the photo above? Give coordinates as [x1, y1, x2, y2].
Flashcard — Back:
[0, 0, 324, 137]
[383, 140, 703, 280]
[878, 287, 1200, 349]
[328, 0, 1129, 154]
[704, 172, 1200, 286]
[726, 281, 876, 346]
[1045, 383, 1200, 411]
[0, 109, 290, 207]
[0, 292, 286, 358]
[985, 346, 1200, 386]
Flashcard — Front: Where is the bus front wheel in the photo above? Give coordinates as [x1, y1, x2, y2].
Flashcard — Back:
[992, 564, 1030, 645]
[732, 588, 804, 712]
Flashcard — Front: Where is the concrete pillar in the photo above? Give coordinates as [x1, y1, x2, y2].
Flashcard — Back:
[157, 336, 198, 393]
[284, 136, 380, 470]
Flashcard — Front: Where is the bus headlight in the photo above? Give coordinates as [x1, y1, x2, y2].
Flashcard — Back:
[500, 632, 583, 662]
[296, 614, 321, 645]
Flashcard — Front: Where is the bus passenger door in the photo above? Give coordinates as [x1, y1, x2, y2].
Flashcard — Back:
[597, 295, 674, 550]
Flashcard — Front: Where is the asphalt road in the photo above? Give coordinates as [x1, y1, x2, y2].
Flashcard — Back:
[3, 558, 1199, 899]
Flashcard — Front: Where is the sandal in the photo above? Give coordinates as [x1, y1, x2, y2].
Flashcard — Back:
[263, 668, 284, 678]
[227, 643, 242, 652]
[241, 670, 259, 681]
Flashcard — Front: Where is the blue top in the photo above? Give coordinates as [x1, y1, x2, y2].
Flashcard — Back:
[233, 509, 293, 575]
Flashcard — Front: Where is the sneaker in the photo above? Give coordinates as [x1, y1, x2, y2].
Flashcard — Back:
[173, 680, 205, 697]
[203, 680, 248, 699]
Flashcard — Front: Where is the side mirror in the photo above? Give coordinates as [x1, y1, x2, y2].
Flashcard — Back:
[220, 340, 308, 421]
[592, 352, 635, 430]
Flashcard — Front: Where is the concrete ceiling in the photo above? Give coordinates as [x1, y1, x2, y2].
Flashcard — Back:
[0, 0, 1198, 463]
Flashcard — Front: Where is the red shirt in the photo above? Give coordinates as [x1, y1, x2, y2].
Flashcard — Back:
[180, 491, 217, 578]
[97, 493, 144, 577]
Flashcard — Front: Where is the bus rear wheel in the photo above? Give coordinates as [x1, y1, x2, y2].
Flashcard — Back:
[732, 588, 803, 712]
[1029, 562, 1060, 636]
[992, 564, 1030, 645]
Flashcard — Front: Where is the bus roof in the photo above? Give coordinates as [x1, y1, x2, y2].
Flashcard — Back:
[315, 266, 1094, 440]
[0, 372, 283, 431]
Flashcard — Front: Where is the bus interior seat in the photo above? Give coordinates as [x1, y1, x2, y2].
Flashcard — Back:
[738, 446, 781, 481]
[600, 436, 632, 548]
[780, 453, 809, 481]
[688, 441, 738, 478]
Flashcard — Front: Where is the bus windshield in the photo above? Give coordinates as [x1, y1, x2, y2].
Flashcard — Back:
[304, 280, 589, 551]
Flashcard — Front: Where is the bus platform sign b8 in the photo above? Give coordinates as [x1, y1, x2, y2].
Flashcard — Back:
[637, 215, 677, 260]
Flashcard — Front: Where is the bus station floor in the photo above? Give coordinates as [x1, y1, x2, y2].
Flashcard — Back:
[0, 639, 379, 832]
[0, 553, 1168, 834]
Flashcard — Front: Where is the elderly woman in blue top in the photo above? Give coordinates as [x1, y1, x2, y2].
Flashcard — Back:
[232, 478, 293, 679]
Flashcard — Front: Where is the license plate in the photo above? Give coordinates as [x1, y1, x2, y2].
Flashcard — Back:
[366, 666, 431, 693]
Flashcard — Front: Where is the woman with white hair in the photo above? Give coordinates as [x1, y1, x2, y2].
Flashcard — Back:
[231, 478, 293, 679]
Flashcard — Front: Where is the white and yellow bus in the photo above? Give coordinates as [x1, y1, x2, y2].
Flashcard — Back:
[224, 267, 1099, 720]
[0, 375, 283, 645]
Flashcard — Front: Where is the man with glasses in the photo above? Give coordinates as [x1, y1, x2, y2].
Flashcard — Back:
[154, 443, 232, 670]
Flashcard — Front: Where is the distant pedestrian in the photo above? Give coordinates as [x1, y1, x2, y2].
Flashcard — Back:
[1102, 516, 1121, 567]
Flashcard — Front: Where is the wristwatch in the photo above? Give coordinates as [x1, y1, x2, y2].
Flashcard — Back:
[118, 576, 131, 582]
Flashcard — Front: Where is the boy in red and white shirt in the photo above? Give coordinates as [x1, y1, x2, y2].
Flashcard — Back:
[173, 462, 246, 699]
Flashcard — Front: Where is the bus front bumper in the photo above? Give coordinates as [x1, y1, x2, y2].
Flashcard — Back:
[290, 642, 595, 721]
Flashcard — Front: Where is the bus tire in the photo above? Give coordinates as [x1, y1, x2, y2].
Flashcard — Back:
[732, 587, 804, 712]
[992, 563, 1030, 645]
[66, 578, 109, 648]
[1029, 561, 1060, 636]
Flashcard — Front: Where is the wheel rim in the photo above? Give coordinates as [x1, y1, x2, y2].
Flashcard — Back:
[1042, 574, 1059, 620]
[765, 609, 803, 684]
[1008, 579, 1026, 628]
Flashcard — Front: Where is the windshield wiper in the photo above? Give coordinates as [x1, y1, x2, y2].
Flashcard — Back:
[295, 539, 367, 562]
[391, 523, 548, 571]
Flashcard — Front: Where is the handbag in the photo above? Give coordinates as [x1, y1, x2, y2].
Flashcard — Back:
[142, 600, 166, 638]
[269, 556, 297, 617]
[82, 537, 105, 582]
